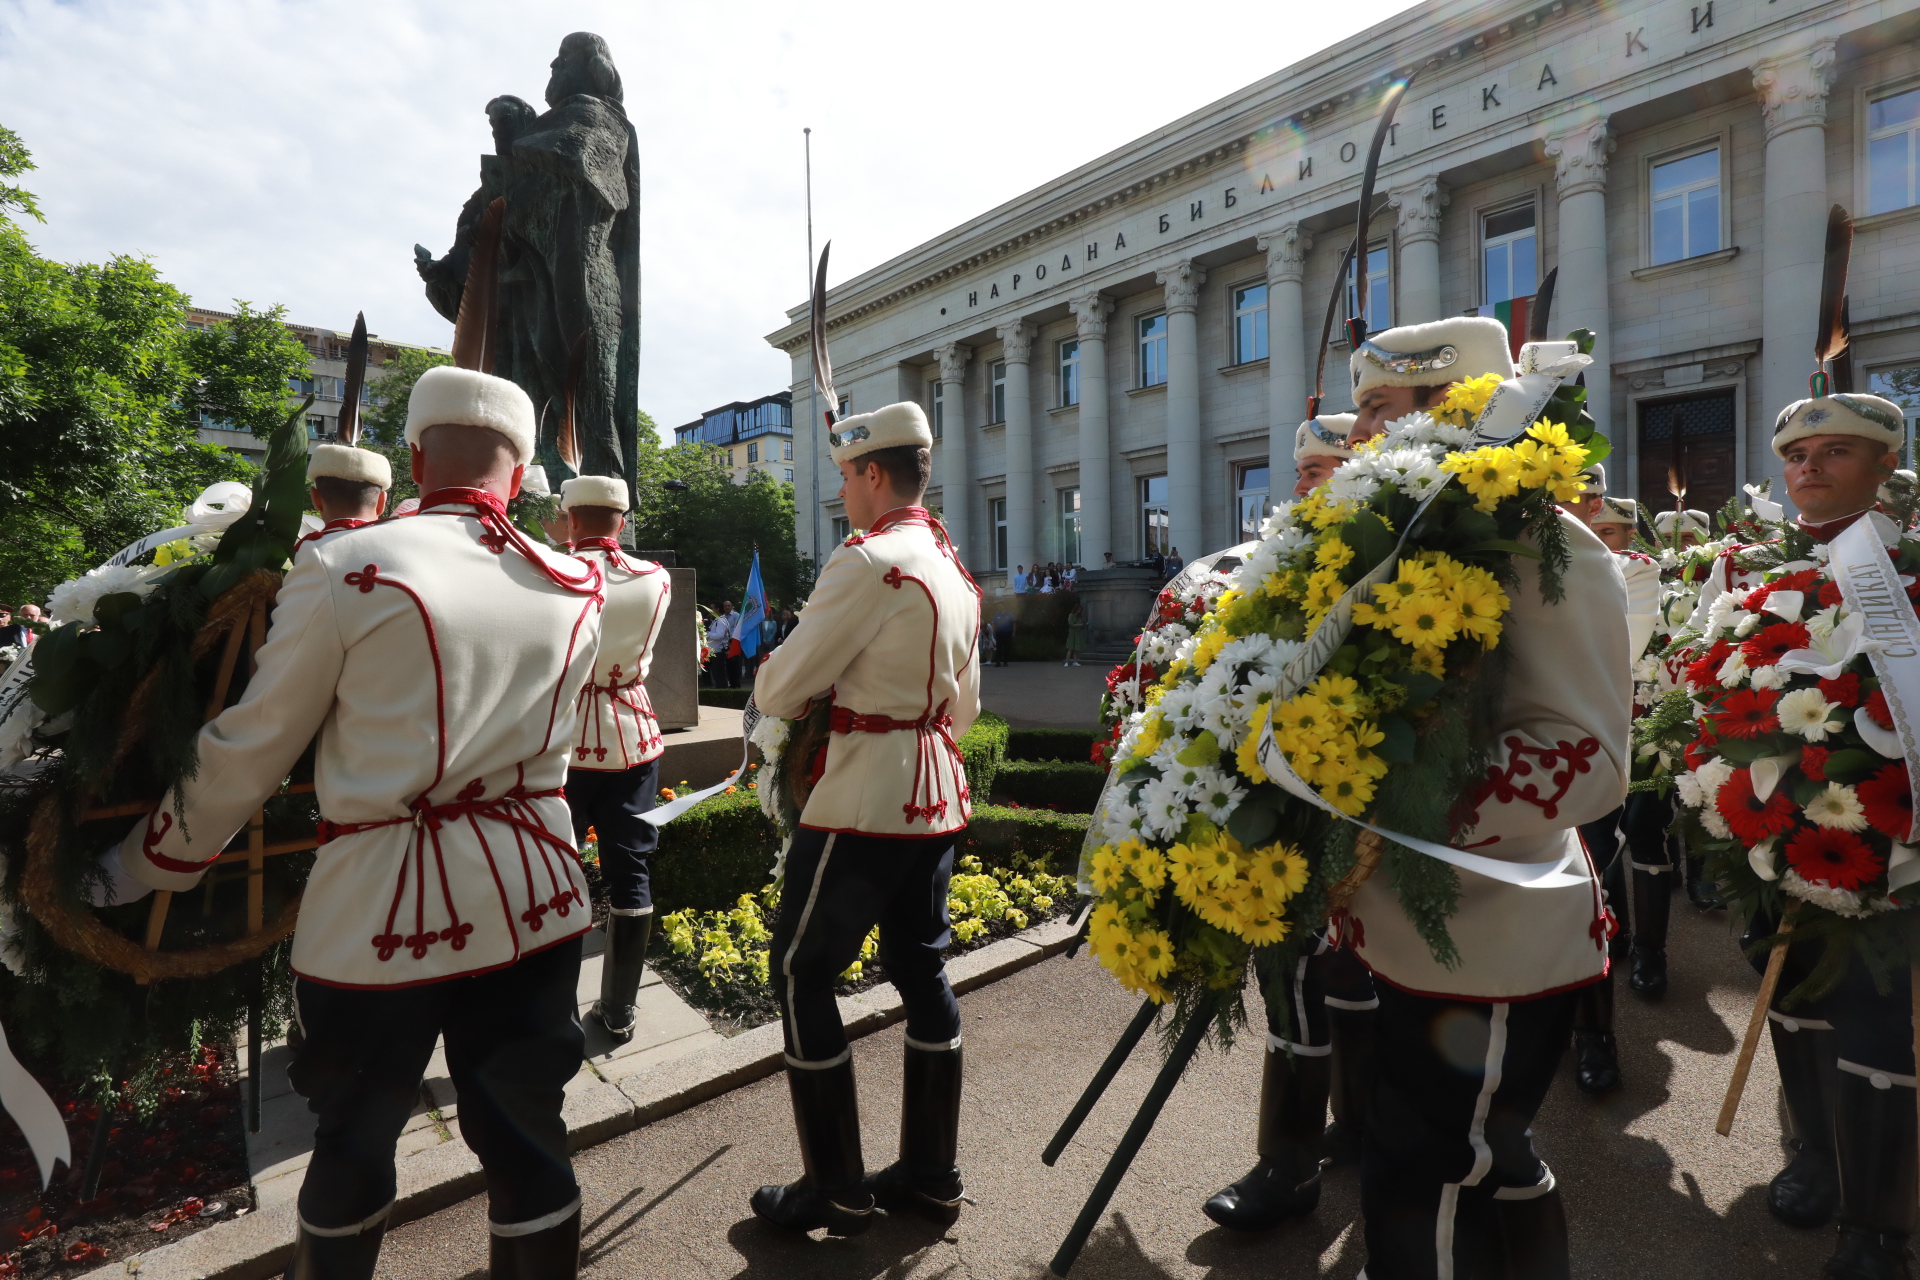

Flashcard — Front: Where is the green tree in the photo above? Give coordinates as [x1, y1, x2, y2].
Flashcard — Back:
[356, 343, 452, 507]
[0, 126, 312, 607]
[627, 422, 804, 608]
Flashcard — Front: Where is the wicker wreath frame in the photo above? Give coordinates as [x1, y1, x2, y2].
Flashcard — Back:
[20, 570, 314, 983]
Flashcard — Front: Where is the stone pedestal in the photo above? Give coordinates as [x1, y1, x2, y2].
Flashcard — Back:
[650, 566, 700, 731]
[1075, 566, 1164, 650]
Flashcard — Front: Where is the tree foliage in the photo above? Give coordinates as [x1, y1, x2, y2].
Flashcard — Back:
[0, 125, 311, 608]
[356, 343, 453, 508]
[627, 421, 807, 609]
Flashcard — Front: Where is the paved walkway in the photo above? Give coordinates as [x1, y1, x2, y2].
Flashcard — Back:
[980, 662, 1110, 730]
[368, 900, 1831, 1279]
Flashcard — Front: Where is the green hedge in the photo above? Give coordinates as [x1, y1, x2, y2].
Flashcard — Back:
[1007, 727, 1100, 763]
[698, 688, 753, 709]
[961, 804, 1091, 876]
[957, 711, 1009, 801]
[651, 787, 777, 914]
[992, 759, 1107, 813]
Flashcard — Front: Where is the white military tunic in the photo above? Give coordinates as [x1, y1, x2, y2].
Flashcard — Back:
[122, 491, 605, 988]
[753, 506, 982, 837]
[567, 537, 670, 770]
[1347, 513, 1631, 1000]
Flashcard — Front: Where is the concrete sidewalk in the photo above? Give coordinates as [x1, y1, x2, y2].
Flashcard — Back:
[367, 900, 1829, 1279]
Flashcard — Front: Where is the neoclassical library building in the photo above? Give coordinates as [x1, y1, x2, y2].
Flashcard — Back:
[767, 0, 1920, 581]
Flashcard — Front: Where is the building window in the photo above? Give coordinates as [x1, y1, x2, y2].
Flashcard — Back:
[1140, 475, 1171, 558]
[1481, 205, 1537, 305]
[1650, 147, 1721, 265]
[990, 498, 1009, 570]
[1346, 243, 1391, 334]
[1059, 339, 1081, 407]
[1870, 86, 1920, 215]
[989, 361, 1007, 424]
[748, 442, 759, 463]
[1058, 487, 1082, 565]
[1138, 314, 1168, 388]
[832, 515, 852, 543]
[930, 380, 945, 438]
[1233, 284, 1268, 364]
[727, 448, 735, 467]
[1869, 365, 1920, 460]
[305, 415, 327, 438]
[784, 468, 794, 483]
[1236, 465, 1270, 541]
[784, 439, 793, 460]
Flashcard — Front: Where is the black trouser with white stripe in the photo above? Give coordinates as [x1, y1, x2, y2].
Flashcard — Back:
[566, 759, 660, 915]
[1362, 983, 1581, 1279]
[770, 829, 963, 1065]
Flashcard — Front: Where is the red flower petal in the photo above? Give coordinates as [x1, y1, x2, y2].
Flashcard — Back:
[1784, 826, 1883, 890]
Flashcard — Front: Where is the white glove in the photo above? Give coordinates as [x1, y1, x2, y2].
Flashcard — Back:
[86, 840, 152, 907]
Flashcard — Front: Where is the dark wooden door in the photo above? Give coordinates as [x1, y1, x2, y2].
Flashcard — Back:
[1638, 390, 1737, 521]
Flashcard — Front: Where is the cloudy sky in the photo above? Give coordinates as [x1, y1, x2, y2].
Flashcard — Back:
[0, 0, 1421, 437]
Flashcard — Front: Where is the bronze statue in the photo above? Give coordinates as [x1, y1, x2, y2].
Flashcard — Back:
[415, 31, 640, 494]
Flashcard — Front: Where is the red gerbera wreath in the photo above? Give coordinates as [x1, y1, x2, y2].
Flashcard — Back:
[1819, 671, 1861, 707]
[1712, 688, 1782, 740]
[1685, 640, 1734, 691]
[1858, 762, 1913, 842]
[1784, 826, 1883, 890]
[1717, 768, 1799, 844]
[1742, 621, 1812, 667]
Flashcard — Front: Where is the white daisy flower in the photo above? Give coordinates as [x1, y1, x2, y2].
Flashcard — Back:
[1805, 782, 1869, 831]
[1777, 687, 1841, 741]
[1192, 769, 1248, 825]
[1138, 776, 1191, 841]
[1326, 466, 1382, 507]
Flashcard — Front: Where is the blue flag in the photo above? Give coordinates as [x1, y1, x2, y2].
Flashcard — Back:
[739, 550, 766, 660]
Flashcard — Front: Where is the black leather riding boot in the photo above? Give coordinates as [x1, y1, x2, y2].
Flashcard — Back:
[284, 1209, 389, 1280]
[867, 1041, 966, 1219]
[1627, 864, 1672, 998]
[1572, 969, 1620, 1094]
[1770, 1019, 1842, 1229]
[1495, 1185, 1572, 1280]
[751, 1058, 875, 1236]
[590, 912, 652, 1043]
[1203, 1044, 1328, 1230]
[1824, 1070, 1917, 1279]
[488, 1206, 581, 1280]
[1325, 1004, 1376, 1166]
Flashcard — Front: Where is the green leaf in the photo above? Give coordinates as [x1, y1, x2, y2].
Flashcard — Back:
[27, 620, 87, 716]
[1389, 669, 1444, 709]
[1466, 539, 1543, 559]
[79, 627, 130, 669]
[1227, 799, 1280, 849]
[1376, 714, 1417, 763]
[91, 591, 143, 630]
[1580, 432, 1613, 467]
[1568, 327, 1597, 356]
[1711, 737, 1775, 765]
[1343, 509, 1395, 571]
[1822, 749, 1883, 785]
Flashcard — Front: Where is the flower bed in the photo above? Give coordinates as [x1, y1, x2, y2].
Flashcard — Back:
[0, 1045, 253, 1279]
[652, 855, 1078, 1032]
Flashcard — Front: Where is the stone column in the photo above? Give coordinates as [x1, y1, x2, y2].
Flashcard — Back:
[1389, 176, 1448, 325]
[1545, 117, 1616, 451]
[1157, 261, 1207, 560]
[1753, 38, 1839, 487]
[1068, 292, 1114, 568]
[998, 322, 1035, 576]
[935, 342, 972, 565]
[1258, 225, 1311, 501]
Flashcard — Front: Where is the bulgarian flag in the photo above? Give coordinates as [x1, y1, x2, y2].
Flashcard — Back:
[1477, 298, 1530, 358]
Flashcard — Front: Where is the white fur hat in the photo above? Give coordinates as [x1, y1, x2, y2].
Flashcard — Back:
[405, 366, 537, 464]
[561, 475, 629, 512]
[1351, 316, 1516, 399]
[520, 464, 552, 498]
[1654, 508, 1711, 537]
[1579, 462, 1606, 493]
[1592, 495, 1637, 527]
[1770, 392, 1908, 458]
[828, 401, 932, 466]
[305, 442, 392, 489]
[1294, 414, 1356, 461]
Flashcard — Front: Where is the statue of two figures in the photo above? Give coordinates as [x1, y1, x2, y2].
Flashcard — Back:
[415, 32, 640, 494]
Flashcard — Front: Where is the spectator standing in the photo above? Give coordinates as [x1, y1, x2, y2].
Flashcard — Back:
[759, 603, 781, 672]
[979, 615, 997, 668]
[991, 605, 1015, 667]
[1164, 547, 1185, 579]
[1064, 603, 1087, 667]
[19, 604, 42, 641]
[1063, 564, 1077, 591]
[0, 607, 29, 650]
[720, 600, 746, 688]
[705, 602, 735, 688]
[1012, 564, 1028, 595]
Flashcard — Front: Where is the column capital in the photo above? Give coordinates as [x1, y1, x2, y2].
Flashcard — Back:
[935, 342, 972, 384]
[996, 322, 1033, 365]
[1388, 176, 1449, 248]
[1256, 224, 1312, 284]
[1544, 117, 1615, 198]
[1753, 37, 1839, 141]
[1155, 261, 1207, 314]
[1069, 292, 1114, 339]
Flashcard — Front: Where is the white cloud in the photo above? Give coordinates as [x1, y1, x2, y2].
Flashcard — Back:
[0, 0, 1421, 438]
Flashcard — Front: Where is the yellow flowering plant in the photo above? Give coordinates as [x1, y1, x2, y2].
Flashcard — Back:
[1083, 335, 1611, 1029]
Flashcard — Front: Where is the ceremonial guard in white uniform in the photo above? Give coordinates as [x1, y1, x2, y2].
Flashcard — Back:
[296, 442, 392, 552]
[1333, 317, 1632, 1276]
[557, 474, 671, 1042]
[1288, 413, 1355, 497]
[92, 365, 606, 1278]
[747, 401, 982, 1236]
[1684, 391, 1916, 1275]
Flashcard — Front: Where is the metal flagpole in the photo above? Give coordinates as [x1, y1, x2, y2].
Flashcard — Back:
[805, 127, 820, 571]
